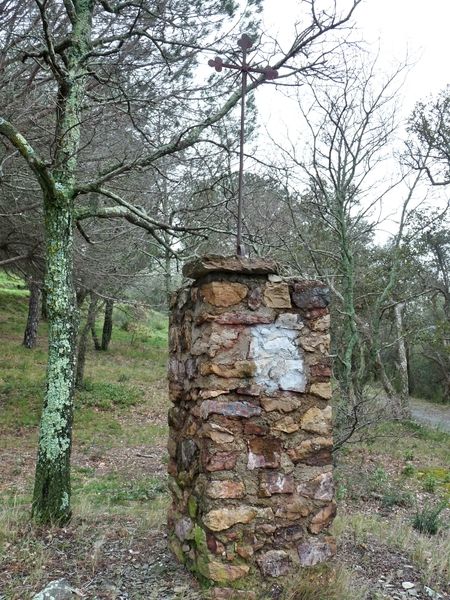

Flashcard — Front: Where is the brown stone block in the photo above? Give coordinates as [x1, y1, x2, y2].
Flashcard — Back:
[263, 282, 292, 308]
[183, 254, 278, 279]
[300, 406, 332, 435]
[309, 313, 330, 332]
[200, 423, 235, 444]
[200, 360, 256, 379]
[247, 437, 282, 470]
[259, 471, 295, 497]
[204, 451, 238, 472]
[261, 397, 298, 413]
[275, 495, 312, 520]
[310, 382, 332, 400]
[308, 501, 337, 533]
[199, 389, 230, 399]
[207, 480, 245, 499]
[200, 281, 248, 307]
[287, 437, 333, 464]
[272, 415, 300, 433]
[207, 533, 226, 555]
[300, 332, 330, 353]
[213, 416, 244, 434]
[203, 507, 258, 531]
[236, 543, 254, 559]
[208, 561, 250, 582]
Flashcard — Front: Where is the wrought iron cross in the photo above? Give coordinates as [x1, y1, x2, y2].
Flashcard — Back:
[208, 34, 278, 256]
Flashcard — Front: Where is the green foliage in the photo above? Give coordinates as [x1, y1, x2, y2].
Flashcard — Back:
[412, 501, 447, 535]
[73, 472, 167, 506]
[76, 380, 140, 410]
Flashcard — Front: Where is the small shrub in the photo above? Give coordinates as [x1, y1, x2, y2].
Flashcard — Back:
[423, 474, 438, 494]
[369, 467, 388, 491]
[402, 463, 415, 477]
[404, 450, 414, 461]
[381, 486, 413, 509]
[412, 501, 446, 535]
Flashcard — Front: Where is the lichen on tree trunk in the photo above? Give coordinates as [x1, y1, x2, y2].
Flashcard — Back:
[32, 195, 77, 525]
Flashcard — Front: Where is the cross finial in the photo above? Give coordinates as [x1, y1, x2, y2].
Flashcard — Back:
[209, 35, 279, 256]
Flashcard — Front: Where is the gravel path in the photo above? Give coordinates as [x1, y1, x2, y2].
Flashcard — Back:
[410, 397, 450, 433]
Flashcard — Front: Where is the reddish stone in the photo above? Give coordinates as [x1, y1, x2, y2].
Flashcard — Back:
[200, 400, 261, 420]
[204, 452, 238, 472]
[259, 472, 295, 497]
[207, 533, 225, 555]
[197, 312, 274, 326]
[309, 363, 332, 378]
[247, 437, 281, 470]
[244, 421, 268, 436]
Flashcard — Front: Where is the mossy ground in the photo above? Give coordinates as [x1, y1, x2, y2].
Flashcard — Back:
[0, 272, 449, 599]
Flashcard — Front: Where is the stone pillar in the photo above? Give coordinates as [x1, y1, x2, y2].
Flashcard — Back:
[167, 256, 335, 597]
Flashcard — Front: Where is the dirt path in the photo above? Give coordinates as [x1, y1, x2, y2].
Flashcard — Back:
[410, 397, 450, 432]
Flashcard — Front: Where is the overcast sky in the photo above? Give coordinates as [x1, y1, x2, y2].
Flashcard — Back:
[250, 0, 450, 239]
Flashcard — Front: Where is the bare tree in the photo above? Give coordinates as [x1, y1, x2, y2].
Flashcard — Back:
[0, 0, 363, 524]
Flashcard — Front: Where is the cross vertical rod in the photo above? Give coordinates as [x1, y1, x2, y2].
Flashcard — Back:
[237, 48, 248, 256]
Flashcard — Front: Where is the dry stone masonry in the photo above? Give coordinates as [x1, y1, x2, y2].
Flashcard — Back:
[167, 255, 335, 597]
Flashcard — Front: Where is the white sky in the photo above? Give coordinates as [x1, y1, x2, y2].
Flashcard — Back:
[251, 0, 450, 239]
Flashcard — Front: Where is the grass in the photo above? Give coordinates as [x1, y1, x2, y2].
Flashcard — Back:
[282, 564, 367, 600]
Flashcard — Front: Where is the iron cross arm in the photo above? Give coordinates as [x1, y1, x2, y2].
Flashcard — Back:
[208, 56, 279, 80]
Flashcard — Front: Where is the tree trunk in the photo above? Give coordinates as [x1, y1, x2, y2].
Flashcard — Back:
[394, 302, 411, 418]
[23, 279, 41, 349]
[76, 292, 98, 388]
[101, 298, 114, 351]
[32, 195, 77, 525]
[91, 321, 101, 350]
[41, 287, 48, 321]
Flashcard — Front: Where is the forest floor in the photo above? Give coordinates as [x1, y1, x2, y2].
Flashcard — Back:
[0, 276, 449, 600]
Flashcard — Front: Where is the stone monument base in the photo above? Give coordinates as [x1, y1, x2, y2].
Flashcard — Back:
[167, 256, 335, 596]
